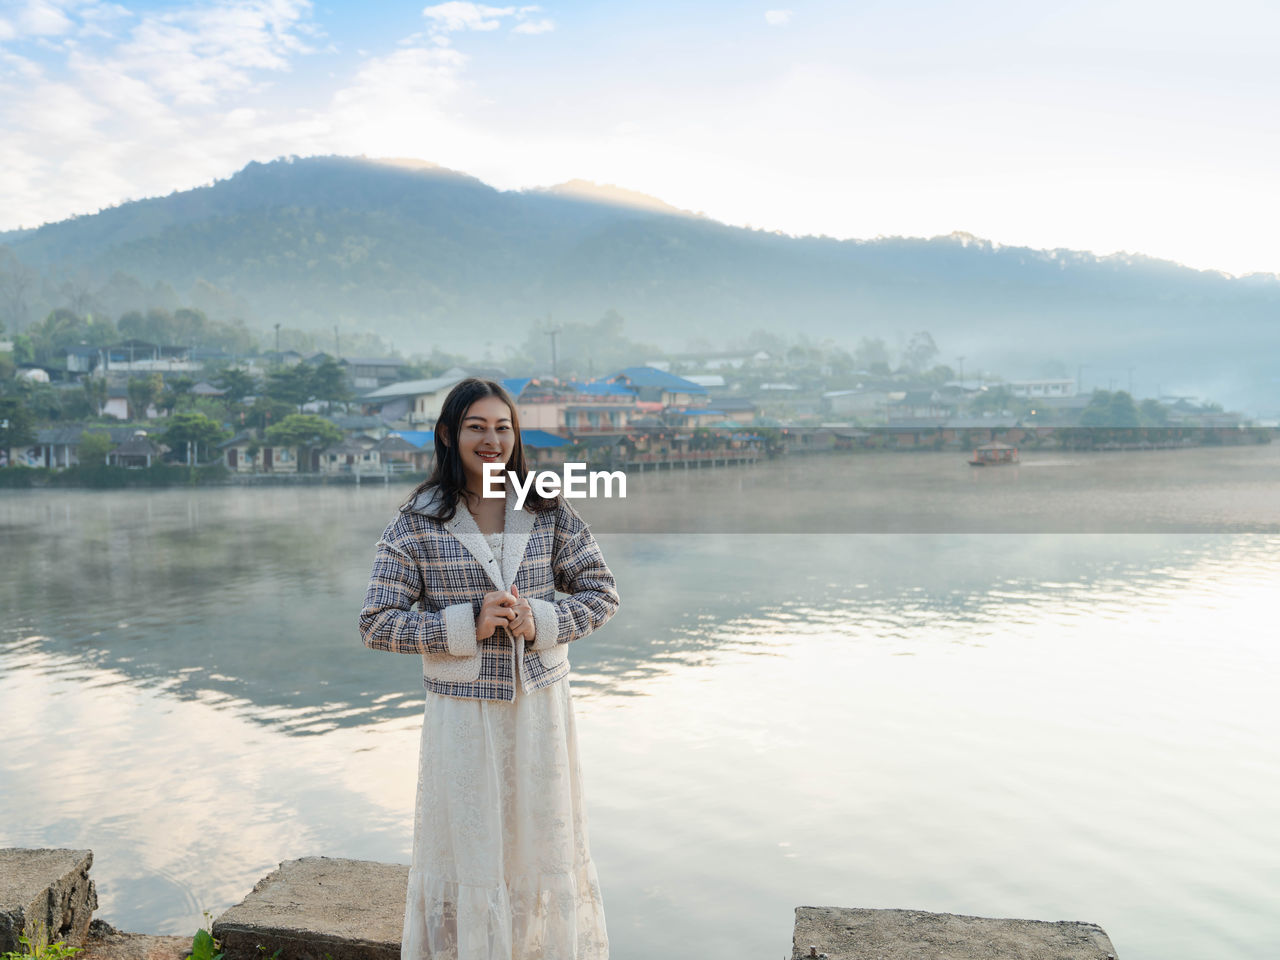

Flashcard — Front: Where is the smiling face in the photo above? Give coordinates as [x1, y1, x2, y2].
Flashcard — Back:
[454, 394, 515, 491]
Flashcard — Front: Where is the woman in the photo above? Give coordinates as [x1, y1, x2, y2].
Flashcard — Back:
[359, 377, 618, 960]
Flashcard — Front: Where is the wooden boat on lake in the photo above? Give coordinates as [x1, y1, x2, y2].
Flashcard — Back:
[969, 441, 1019, 466]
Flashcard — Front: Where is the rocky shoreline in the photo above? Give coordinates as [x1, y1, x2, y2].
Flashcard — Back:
[3, 848, 1119, 959]
[77, 921, 189, 960]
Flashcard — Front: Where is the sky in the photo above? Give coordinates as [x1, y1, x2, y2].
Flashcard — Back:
[0, 0, 1277, 276]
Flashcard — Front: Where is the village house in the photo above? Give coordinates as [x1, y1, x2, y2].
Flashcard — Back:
[318, 437, 381, 475]
[260, 350, 304, 367]
[523, 429, 573, 466]
[362, 427, 570, 471]
[604, 366, 709, 408]
[704, 396, 758, 422]
[885, 389, 955, 422]
[1008, 378, 1078, 399]
[457, 378, 638, 438]
[374, 434, 421, 473]
[3, 425, 185, 470]
[107, 431, 165, 468]
[64, 345, 102, 374]
[339, 356, 405, 391]
[217, 431, 299, 473]
[359, 373, 466, 424]
[824, 391, 896, 419]
[101, 340, 200, 373]
[665, 407, 738, 429]
[328, 414, 390, 439]
[102, 383, 159, 421]
[1021, 395, 1093, 424]
[23, 427, 87, 468]
[649, 350, 772, 373]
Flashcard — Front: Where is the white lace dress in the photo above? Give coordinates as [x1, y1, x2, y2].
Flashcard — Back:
[401, 531, 610, 960]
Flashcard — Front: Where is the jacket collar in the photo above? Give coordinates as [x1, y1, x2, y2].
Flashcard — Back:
[409, 486, 535, 592]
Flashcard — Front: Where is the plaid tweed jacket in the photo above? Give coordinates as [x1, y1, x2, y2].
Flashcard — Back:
[358, 487, 619, 701]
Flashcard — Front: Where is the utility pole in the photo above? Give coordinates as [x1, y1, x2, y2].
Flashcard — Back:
[274, 323, 281, 354]
[546, 323, 562, 379]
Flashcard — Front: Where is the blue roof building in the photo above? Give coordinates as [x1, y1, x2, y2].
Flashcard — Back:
[605, 366, 708, 394]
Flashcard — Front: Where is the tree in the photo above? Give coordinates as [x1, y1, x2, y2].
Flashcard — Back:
[824, 342, 855, 378]
[83, 377, 108, 418]
[26, 307, 116, 367]
[243, 397, 296, 432]
[16, 379, 66, 422]
[77, 430, 112, 465]
[265, 364, 314, 408]
[0, 250, 36, 332]
[852, 337, 890, 372]
[117, 310, 149, 341]
[127, 375, 163, 420]
[160, 375, 196, 414]
[264, 414, 343, 472]
[0, 397, 35, 451]
[519, 311, 660, 379]
[921, 364, 956, 387]
[901, 331, 939, 373]
[1080, 390, 1139, 428]
[310, 357, 351, 410]
[743, 328, 786, 358]
[162, 412, 229, 465]
[968, 385, 1028, 417]
[217, 368, 256, 404]
[171, 307, 208, 345]
[1139, 398, 1169, 426]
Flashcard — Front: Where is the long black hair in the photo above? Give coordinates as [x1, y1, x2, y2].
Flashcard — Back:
[400, 377, 558, 521]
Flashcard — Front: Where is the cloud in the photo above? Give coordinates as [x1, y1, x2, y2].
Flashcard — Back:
[420, 2, 552, 38]
[111, 0, 317, 105]
[764, 9, 793, 26]
[512, 17, 553, 34]
[77, 1, 133, 36]
[421, 2, 515, 33]
[15, 0, 74, 37]
[328, 44, 466, 128]
[0, 0, 324, 229]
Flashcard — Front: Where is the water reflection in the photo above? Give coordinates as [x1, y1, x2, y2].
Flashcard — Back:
[2, 486, 1279, 959]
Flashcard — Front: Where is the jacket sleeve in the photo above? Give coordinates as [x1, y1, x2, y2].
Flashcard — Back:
[358, 533, 478, 657]
[527, 506, 620, 652]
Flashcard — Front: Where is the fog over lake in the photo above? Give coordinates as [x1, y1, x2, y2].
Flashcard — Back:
[3, 448, 1278, 960]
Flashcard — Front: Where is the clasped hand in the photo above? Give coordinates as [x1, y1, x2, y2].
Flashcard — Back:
[477, 584, 535, 644]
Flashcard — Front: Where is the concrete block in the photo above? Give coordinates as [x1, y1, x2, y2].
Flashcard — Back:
[793, 906, 1118, 960]
[213, 857, 408, 960]
[0, 848, 98, 953]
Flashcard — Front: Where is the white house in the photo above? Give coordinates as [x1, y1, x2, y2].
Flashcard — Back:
[1008, 379, 1077, 399]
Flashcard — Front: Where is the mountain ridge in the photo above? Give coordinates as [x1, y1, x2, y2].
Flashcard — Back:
[1, 154, 1276, 413]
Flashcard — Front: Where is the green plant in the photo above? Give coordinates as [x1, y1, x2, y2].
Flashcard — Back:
[255, 945, 282, 960]
[189, 928, 223, 960]
[1, 926, 82, 960]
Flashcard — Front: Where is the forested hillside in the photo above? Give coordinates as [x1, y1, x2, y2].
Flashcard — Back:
[1, 155, 1277, 411]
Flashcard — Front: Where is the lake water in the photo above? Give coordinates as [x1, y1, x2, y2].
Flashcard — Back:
[2, 446, 1279, 959]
